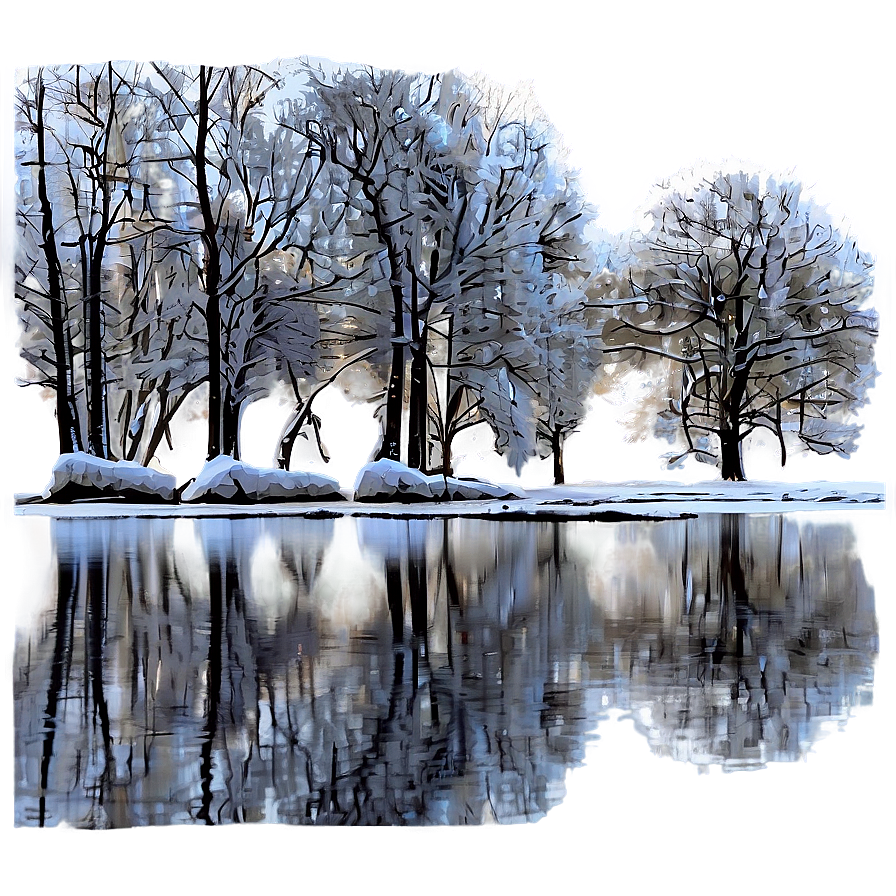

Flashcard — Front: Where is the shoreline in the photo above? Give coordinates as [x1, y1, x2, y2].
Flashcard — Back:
[13, 480, 886, 521]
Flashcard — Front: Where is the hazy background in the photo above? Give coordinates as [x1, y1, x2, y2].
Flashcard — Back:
[2, 2, 893, 893]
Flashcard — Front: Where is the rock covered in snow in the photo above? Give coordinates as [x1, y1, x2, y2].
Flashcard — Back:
[354, 459, 525, 503]
[180, 456, 345, 503]
[42, 452, 177, 503]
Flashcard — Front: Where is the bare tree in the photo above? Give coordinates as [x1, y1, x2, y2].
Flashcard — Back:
[15, 68, 83, 454]
[16, 63, 166, 458]
[306, 64, 452, 465]
[114, 223, 205, 464]
[529, 278, 601, 484]
[426, 86, 597, 478]
[147, 63, 328, 460]
[299, 70, 601, 478]
[605, 170, 878, 480]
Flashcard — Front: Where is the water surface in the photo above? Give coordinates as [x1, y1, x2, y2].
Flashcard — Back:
[13, 513, 877, 826]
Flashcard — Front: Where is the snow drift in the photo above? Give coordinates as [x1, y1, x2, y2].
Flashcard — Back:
[180, 456, 345, 503]
[41, 452, 177, 503]
[354, 459, 525, 502]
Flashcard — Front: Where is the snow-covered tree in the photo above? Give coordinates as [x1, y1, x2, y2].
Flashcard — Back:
[16, 63, 169, 459]
[304, 65, 463, 466]
[421, 80, 598, 476]
[305, 64, 599, 477]
[146, 63, 333, 460]
[112, 223, 205, 464]
[527, 277, 600, 484]
[267, 147, 391, 469]
[604, 170, 878, 480]
[17, 59, 624, 484]
[15, 67, 83, 455]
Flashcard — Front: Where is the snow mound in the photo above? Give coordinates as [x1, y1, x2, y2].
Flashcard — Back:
[43, 452, 177, 503]
[354, 459, 525, 503]
[180, 456, 345, 503]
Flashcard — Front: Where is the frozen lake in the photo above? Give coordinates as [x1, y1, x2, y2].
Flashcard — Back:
[12, 512, 879, 826]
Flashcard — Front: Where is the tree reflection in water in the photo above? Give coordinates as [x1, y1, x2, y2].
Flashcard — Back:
[13, 514, 877, 827]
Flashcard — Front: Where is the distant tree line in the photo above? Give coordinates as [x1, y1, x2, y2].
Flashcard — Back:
[15, 60, 878, 482]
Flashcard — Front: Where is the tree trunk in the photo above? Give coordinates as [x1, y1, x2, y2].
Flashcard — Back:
[442, 432, 454, 478]
[276, 396, 320, 470]
[196, 67, 224, 461]
[138, 390, 178, 466]
[34, 76, 81, 455]
[124, 389, 153, 462]
[85, 252, 108, 458]
[276, 348, 378, 470]
[407, 344, 428, 470]
[206, 296, 222, 459]
[367, 195, 404, 463]
[719, 429, 745, 481]
[376, 344, 405, 463]
[85, 63, 121, 460]
[222, 388, 240, 460]
[277, 400, 304, 471]
[552, 426, 565, 486]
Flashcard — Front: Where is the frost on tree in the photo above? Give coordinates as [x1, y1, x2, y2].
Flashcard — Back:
[15, 63, 175, 460]
[304, 66, 601, 478]
[605, 170, 878, 481]
[15, 58, 605, 489]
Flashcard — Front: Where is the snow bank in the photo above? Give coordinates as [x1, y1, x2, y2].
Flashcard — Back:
[354, 459, 525, 502]
[180, 456, 345, 503]
[42, 452, 177, 503]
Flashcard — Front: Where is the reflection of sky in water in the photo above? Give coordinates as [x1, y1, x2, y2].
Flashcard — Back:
[13, 514, 877, 827]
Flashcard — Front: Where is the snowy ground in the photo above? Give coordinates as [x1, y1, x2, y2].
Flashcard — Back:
[14, 479, 885, 521]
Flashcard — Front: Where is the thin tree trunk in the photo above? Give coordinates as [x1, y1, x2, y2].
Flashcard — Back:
[276, 348, 378, 470]
[85, 249, 108, 458]
[195, 67, 223, 461]
[407, 345, 427, 470]
[367, 197, 404, 463]
[124, 386, 154, 462]
[442, 433, 454, 478]
[205, 302, 223, 460]
[222, 387, 240, 460]
[407, 244, 430, 470]
[552, 426, 565, 486]
[277, 398, 304, 471]
[442, 312, 454, 476]
[34, 75, 81, 454]
[139, 387, 192, 467]
[85, 63, 119, 459]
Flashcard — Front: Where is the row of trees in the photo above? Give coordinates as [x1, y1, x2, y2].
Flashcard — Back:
[15, 59, 878, 483]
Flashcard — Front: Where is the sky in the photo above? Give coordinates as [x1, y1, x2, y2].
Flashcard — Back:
[1, 1, 893, 891]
